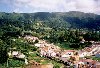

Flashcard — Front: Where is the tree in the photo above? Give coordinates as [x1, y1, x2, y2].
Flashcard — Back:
[0, 39, 8, 63]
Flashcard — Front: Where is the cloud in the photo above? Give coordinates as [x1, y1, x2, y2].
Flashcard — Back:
[75, 0, 96, 13]
[0, 0, 100, 14]
[13, 8, 23, 13]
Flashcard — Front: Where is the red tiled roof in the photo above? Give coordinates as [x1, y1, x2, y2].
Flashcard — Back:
[80, 59, 97, 64]
[64, 50, 76, 52]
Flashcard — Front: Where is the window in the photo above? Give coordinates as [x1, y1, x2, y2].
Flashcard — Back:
[68, 53, 71, 55]
[87, 62, 89, 64]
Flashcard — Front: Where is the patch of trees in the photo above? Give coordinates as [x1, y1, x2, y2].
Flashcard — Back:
[0, 39, 8, 63]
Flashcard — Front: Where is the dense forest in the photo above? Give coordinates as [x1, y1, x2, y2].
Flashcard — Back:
[0, 11, 100, 30]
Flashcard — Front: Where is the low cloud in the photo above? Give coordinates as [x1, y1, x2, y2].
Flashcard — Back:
[0, 0, 100, 14]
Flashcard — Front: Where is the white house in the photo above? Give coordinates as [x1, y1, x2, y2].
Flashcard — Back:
[91, 47, 100, 55]
[78, 51, 92, 58]
[8, 51, 26, 58]
[8, 51, 28, 64]
[61, 50, 76, 58]
[17, 53, 25, 58]
[50, 52, 57, 57]
[75, 61, 85, 68]
[8, 51, 19, 57]
[75, 59, 98, 68]
[34, 43, 45, 47]
[24, 35, 38, 42]
[40, 49, 47, 57]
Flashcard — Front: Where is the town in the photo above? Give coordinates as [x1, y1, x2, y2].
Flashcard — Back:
[8, 35, 100, 68]
[0, 11, 100, 68]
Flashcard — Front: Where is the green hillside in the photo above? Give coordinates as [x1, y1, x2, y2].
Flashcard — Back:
[0, 11, 100, 30]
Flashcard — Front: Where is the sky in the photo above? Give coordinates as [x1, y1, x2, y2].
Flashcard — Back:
[0, 0, 100, 14]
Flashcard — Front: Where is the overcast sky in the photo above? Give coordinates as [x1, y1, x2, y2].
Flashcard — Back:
[0, 0, 100, 14]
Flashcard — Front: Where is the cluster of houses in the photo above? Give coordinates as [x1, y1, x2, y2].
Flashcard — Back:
[24, 35, 39, 43]
[8, 48, 28, 65]
[78, 42, 100, 58]
[35, 40, 61, 58]
[75, 59, 100, 68]
[24, 35, 100, 68]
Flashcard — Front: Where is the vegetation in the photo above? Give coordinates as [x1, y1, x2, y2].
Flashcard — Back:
[92, 57, 100, 62]
[0, 11, 100, 67]
[0, 12, 100, 30]
[8, 59, 25, 67]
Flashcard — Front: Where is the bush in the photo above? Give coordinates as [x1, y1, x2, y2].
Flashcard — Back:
[34, 39, 39, 44]
[8, 59, 25, 67]
[53, 64, 60, 68]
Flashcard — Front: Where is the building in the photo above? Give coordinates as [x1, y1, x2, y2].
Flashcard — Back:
[95, 52, 100, 58]
[24, 35, 38, 42]
[75, 59, 98, 68]
[61, 50, 76, 58]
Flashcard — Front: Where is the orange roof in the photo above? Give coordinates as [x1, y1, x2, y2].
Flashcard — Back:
[96, 62, 100, 65]
[84, 48, 92, 52]
[43, 46, 49, 51]
[64, 50, 76, 52]
[61, 50, 76, 55]
[80, 59, 97, 64]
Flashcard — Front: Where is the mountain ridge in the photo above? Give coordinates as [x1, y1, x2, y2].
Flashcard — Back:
[0, 11, 100, 30]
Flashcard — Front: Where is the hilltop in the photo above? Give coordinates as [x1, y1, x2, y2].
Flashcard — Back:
[0, 11, 100, 30]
